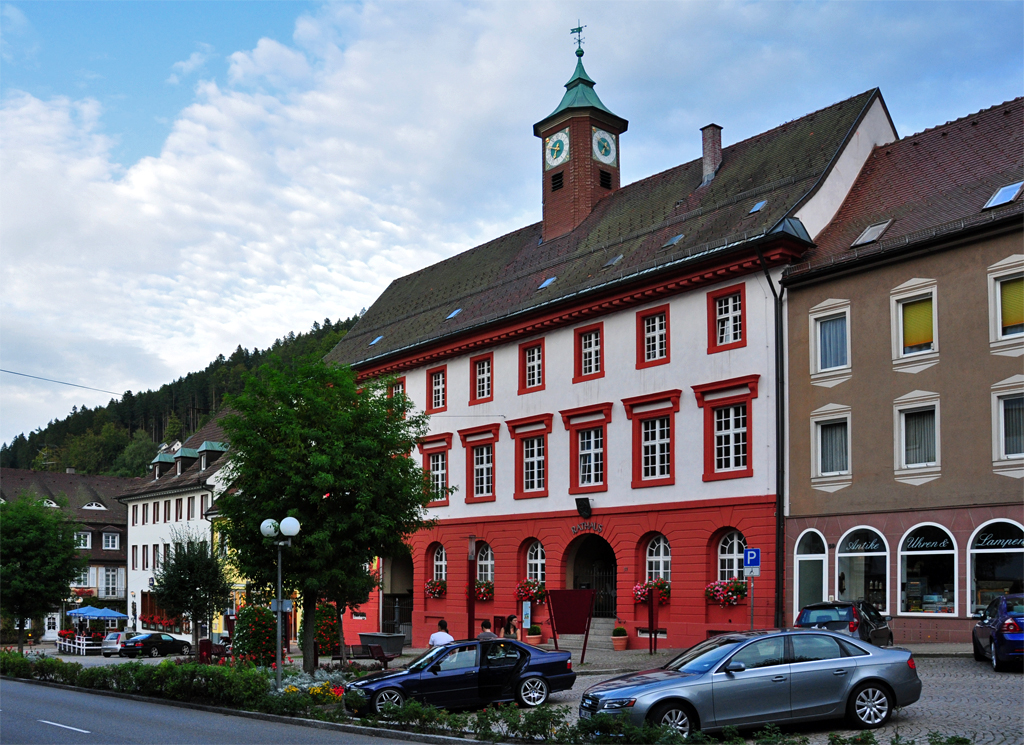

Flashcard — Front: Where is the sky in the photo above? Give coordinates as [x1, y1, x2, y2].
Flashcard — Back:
[1, 1, 1022, 447]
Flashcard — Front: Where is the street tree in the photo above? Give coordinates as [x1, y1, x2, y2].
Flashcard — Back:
[0, 493, 87, 653]
[153, 525, 233, 652]
[218, 355, 433, 672]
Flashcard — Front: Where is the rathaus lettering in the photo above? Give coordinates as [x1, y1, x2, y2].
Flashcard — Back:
[571, 521, 604, 535]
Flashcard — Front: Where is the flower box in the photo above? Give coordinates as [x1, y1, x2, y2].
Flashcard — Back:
[633, 578, 671, 605]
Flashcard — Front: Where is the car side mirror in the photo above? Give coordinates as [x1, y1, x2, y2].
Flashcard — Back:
[724, 661, 746, 673]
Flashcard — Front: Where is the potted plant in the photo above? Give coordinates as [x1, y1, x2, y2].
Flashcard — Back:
[474, 580, 494, 601]
[611, 625, 628, 651]
[525, 624, 543, 645]
[424, 579, 447, 599]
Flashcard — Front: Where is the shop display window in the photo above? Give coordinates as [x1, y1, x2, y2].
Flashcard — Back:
[836, 527, 887, 612]
[795, 530, 827, 615]
[899, 524, 956, 615]
[969, 520, 1024, 612]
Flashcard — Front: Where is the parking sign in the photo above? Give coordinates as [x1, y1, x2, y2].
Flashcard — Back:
[744, 548, 760, 577]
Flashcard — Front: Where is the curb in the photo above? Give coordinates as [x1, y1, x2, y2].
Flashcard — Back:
[1, 676, 479, 745]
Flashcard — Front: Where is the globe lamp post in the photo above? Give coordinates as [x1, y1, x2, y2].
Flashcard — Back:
[261, 517, 300, 690]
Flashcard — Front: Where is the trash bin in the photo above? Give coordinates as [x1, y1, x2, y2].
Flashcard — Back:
[199, 638, 212, 663]
[358, 632, 405, 656]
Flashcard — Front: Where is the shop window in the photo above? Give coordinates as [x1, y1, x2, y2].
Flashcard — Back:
[892, 390, 941, 485]
[968, 520, 1024, 613]
[719, 531, 747, 580]
[433, 545, 447, 581]
[426, 365, 447, 413]
[987, 256, 1024, 356]
[469, 353, 494, 405]
[836, 527, 888, 612]
[459, 423, 500, 504]
[518, 339, 545, 394]
[646, 535, 671, 582]
[889, 278, 938, 373]
[623, 390, 681, 489]
[477, 543, 494, 582]
[527, 541, 546, 583]
[573, 322, 605, 383]
[795, 530, 827, 617]
[506, 414, 552, 500]
[807, 298, 851, 387]
[899, 524, 956, 616]
[560, 402, 612, 494]
[707, 283, 746, 354]
[418, 433, 453, 507]
[693, 375, 759, 482]
[636, 304, 671, 369]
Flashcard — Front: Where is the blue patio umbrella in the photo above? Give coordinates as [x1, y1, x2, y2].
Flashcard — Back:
[66, 606, 128, 619]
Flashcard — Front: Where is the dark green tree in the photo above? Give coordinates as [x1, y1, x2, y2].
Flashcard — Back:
[218, 355, 432, 673]
[163, 412, 183, 443]
[326, 564, 379, 665]
[110, 429, 159, 477]
[152, 525, 233, 652]
[0, 493, 87, 653]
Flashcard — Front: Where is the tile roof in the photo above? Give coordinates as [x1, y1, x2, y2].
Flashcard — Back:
[0, 468, 132, 523]
[121, 414, 230, 499]
[786, 97, 1024, 279]
[327, 90, 881, 369]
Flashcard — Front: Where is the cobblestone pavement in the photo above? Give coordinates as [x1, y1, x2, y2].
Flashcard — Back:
[548, 658, 1024, 745]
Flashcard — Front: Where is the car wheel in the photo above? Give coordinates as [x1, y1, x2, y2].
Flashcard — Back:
[991, 645, 1007, 672]
[517, 677, 549, 707]
[118, 651, 126, 658]
[149, 646, 161, 658]
[180, 644, 191, 656]
[372, 688, 405, 714]
[973, 637, 986, 661]
[648, 701, 696, 737]
[848, 683, 893, 728]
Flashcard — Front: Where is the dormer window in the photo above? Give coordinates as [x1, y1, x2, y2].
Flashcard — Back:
[176, 460, 182, 476]
[200, 453, 207, 471]
[82, 501, 106, 510]
[43, 499, 58, 508]
[851, 219, 893, 247]
[984, 181, 1023, 209]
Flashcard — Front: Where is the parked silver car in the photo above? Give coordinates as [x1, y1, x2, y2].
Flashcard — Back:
[579, 630, 921, 736]
[101, 631, 138, 657]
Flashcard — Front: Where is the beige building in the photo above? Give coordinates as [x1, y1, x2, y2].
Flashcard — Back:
[782, 98, 1023, 643]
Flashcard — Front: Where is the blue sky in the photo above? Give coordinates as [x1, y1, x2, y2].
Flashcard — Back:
[1, 1, 1022, 446]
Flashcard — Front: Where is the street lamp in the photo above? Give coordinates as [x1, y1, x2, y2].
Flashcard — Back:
[261, 517, 300, 690]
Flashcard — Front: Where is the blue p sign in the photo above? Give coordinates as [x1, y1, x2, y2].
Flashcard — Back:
[744, 548, 760, 568]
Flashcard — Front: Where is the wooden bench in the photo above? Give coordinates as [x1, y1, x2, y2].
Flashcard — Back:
[331, 644, 371, 662]
[367, 643, 399, 670]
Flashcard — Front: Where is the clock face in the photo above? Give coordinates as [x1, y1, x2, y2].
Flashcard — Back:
[592, 128, 617, 166]
[544, 129, 570, 169]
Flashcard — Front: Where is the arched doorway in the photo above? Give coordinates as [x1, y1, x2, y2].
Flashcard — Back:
[565, 534, 618, 618]
[381, 549, 414, 642]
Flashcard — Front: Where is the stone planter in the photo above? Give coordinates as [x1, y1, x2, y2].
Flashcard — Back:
[612, 635, 628, 651]
[525, 634, 543, 646]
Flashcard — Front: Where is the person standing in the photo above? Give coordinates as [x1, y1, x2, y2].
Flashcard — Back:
[428, 619, 455, 647]
[503, 615, 519, 640]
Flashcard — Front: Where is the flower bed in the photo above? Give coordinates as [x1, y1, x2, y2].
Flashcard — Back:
[705, 578, 748, 607]
[632, 578, 671, 605]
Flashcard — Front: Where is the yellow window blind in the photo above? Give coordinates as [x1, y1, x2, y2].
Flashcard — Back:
[1001, 276, 1023, 333]
[902, 297, 933, 352]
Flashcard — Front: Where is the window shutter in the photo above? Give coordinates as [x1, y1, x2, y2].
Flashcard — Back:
[902, 298, 933, 349]
[117, 567, 126, 597]
[88, 566, 97, 587]
[1001, 277, 1023, 332]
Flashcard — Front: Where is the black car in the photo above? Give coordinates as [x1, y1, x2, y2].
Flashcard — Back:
[348, 638, 575, 714]
[972, 594, 1024, 672]
[795, 601, 893, 647]
[121, 633, 192, 658]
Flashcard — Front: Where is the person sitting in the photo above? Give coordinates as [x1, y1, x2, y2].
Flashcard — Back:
[477, 619, 498, 640]
[428, 619, 455, 647]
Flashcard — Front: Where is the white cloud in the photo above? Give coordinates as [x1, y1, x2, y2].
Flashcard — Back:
[167, 44, 213, 85]
[228, 38, 311, 88]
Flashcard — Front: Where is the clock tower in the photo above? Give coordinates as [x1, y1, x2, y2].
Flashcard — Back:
[534, 45, 628, 242]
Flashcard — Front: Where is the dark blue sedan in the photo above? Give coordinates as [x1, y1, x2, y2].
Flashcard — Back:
[348, 638, 575, 714]
[973, 593, 1024, 672]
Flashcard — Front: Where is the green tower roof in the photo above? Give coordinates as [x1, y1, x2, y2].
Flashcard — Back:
[535, 49, 627, 136]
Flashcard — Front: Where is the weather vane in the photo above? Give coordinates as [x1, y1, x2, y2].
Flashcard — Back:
[571, 21, 586, 52]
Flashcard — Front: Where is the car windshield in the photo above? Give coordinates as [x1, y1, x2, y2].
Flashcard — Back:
[797, 606, 853, 624]
[664, 636, 742, 673]
[104, 633, 120, 640]
[405, 646, 448, 672]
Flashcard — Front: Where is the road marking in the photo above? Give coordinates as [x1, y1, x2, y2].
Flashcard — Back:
[38, 720, 90, 733]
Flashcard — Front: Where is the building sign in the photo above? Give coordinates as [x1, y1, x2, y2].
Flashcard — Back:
[571, 521, 604, 536]
[904, 536, 952, 550]
[974, 533, 1024, 549]
[839, 530, 885, 554]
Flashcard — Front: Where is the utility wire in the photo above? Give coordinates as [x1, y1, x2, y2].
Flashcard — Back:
[0, 369, 122, 397]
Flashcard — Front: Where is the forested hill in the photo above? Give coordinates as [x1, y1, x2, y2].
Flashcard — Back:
[0, 315, 360, 476]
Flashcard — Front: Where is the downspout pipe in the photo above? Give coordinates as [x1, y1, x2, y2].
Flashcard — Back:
[756, 247, 786, 629]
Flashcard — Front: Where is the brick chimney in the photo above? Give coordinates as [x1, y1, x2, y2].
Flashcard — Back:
[701, 124, 723, 185]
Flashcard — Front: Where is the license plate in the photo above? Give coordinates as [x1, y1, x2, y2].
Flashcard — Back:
[579, 709, 591, 719]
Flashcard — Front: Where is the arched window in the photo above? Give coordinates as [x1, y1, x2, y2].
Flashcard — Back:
[82, 501, 107, 510]
[795, 530, 827, 615]
[646, 535, 671, 582]
[477, 543, 494, 582]
[526, 541, 545, 583]
[433, 545, 447, 581]
[969, 520, 1024, 613]
[719, 531, 747, 580]
[42, 499, 58, 508]
[836, 527, 888, 612]
[899, 524, 956, 615]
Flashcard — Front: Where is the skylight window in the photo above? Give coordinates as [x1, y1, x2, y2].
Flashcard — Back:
[83, 502, 107, 510]
[983, 181, 1023, 210]
[851, 219, 893, 247]
[445, 308, 462, 320]
[369, 335, 384, 346]
[661, 234, 684, 248]
[538, 277, 557, 290]
[603, 253, 624, 268]
[749, 200, 767, 214]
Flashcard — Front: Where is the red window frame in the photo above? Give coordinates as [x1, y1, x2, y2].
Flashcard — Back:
[506, 414, 553, 499]
[469, 352, 495, 405]
[692, 374, 760, 481]
[707, 283, 747, 354]
[573, 321, 606, 383]
[142, 503, 149, 525]
[425, 365, 447, 414]
[187, 496, 195, 520]
[458, 423, 501, 503]
[132, 505, 138, 526]
[622, 390, 682, 489]
[560, 402, 613, 494]
[142, 545, 149, 571]
[164, 500, 170, 522]
[417, 433, 453, 508]
[636, 304, 671, 369]
[518, 338, 546, 395]
[132, 545, 137, 571]
[175, 498, 183, 521]
[388, 376, 407, 398]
